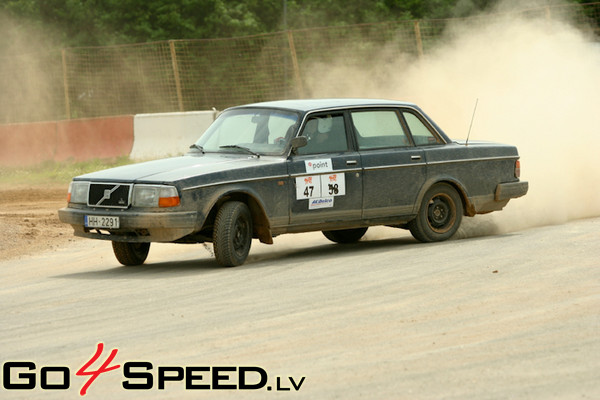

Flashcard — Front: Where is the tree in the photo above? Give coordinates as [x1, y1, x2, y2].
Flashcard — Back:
[0, 0, 594, 49]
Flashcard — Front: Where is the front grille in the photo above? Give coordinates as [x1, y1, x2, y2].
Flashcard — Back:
[88, 183, 132, 208]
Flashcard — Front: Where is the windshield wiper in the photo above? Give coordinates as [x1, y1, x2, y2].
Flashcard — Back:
[189, 143, 205, 153]
[219, 145, 260, 157]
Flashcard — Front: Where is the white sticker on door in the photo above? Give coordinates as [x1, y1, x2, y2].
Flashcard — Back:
[296, 175, 322, 199]
[296, 173, 346, 205]
[321, 173, 346, 197]
[305, 159, 333, 173]
[309, 197, 334, 209]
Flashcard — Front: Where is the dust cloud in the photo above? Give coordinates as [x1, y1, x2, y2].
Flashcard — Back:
[304, 3, 600, 236]
[0, 13, 63, 124]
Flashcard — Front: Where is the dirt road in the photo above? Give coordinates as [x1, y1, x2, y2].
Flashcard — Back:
[0, 187, 598, 399]
[0, 185, 73, 261]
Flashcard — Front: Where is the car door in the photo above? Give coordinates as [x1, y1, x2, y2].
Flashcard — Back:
[287, 111, 363, 226]
[350, 108, 427, 219]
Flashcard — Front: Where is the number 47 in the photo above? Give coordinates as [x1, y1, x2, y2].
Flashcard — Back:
[303, 186, 314, 197]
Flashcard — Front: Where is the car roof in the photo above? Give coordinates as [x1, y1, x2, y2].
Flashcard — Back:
[225, 98, 452, 143]
[229, 98, 418, 113]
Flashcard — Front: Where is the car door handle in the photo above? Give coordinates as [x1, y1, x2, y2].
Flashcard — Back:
[346, 160, 358, 166]
[411, 155, 422, 161]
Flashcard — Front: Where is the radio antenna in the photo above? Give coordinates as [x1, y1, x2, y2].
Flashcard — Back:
[465, 98, 479, 146]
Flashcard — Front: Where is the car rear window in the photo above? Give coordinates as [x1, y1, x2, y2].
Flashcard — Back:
[402, 111, 443, 146]
[351, 110, 410, 149]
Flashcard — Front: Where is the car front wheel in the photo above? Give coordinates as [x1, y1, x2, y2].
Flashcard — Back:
[408, 183, 463, 243]
[112, 242, 150, 266]
[213, 201, 253, 267]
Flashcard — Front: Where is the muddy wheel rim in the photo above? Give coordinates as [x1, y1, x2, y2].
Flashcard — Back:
[427, 193, 456, 233]
[232, 216, 250, 254]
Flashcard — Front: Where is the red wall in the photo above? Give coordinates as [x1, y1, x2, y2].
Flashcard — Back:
[54, 116, 133, 162]
[0, 116, 133, 167]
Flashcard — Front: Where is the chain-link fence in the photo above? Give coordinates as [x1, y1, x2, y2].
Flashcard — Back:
[1, 3, 598, 124]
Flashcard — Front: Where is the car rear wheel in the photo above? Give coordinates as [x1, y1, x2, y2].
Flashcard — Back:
[112, 242, 150, 266]
[322, 227, 368, 244]
[213, 201, 253, 267]
[408, 183, 463, 243]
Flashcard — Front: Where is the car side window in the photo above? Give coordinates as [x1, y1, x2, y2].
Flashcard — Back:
[296, 114, 348, 155]
[351, 110, 410, 149]
[402, 111, 442, 146]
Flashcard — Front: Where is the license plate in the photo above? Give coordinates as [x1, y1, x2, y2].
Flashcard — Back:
[85, 215, 120, 229]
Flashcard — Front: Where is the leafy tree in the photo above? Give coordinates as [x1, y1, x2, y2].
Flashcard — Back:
[0, 0, 594, 48]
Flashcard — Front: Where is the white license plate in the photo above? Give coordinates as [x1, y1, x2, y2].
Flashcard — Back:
[85, 215, 120, 229]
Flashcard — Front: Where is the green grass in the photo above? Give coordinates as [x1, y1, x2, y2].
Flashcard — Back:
[0, 156, 135, 186]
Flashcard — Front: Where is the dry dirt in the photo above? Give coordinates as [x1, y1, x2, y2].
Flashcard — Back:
[0, 184, 78, 261]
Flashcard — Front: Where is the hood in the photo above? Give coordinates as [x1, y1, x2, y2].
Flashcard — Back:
[75, 153, 284, 184]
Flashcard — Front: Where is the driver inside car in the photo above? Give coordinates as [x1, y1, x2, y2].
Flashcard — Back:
[299, 115, 337, 154]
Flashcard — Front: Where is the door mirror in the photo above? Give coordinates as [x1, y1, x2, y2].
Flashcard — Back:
[290, 136, 308, 149]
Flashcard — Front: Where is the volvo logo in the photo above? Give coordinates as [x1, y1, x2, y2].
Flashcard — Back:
[96, 186, 120, 206]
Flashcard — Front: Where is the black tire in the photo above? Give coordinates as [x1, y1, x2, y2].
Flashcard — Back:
[322, 227, 368, 244]
[112, 241, 150, 266]
[408, 183, 463, 243]
[213, 201, 253, 267]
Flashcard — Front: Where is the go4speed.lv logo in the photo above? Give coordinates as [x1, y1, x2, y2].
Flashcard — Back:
[2, 343, 305, 395]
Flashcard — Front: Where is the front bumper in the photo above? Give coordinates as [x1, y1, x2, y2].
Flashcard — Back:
[495, 181, 529, 201]
[58, 207, 199, 242]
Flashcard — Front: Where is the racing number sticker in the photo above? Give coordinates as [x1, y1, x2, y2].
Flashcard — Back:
[321, 173, 345, 197]
[296, 173, 346, 205]
[296, 175, 321, 199]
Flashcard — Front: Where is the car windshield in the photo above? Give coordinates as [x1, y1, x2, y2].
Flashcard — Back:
[194, 108, 300, 156]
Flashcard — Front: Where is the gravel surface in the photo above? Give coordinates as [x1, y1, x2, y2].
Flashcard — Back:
[0, 190, 598, 399]
[0, 185, 77, 261]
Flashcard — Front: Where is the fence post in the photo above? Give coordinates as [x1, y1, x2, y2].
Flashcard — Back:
[169, 40, 184, 111]
[414, 21, 424, 59]
[61, 49, 71, 119]
[287, 31, 305, 98]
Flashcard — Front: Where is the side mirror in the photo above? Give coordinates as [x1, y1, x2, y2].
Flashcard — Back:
[290, 136, 308, 149]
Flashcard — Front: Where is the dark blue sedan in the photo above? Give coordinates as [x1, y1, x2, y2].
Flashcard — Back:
[59, 99, 528, 266]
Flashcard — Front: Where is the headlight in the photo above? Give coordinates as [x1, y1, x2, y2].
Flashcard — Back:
[133, 185, 180, 208]
[68, 181, 89, 204]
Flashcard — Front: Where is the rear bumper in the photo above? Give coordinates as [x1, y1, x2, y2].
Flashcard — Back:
[58, 207, 199, 242]
[495, 181, 529, 201]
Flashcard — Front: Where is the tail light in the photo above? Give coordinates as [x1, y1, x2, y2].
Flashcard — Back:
[515, 160, 521, 178]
